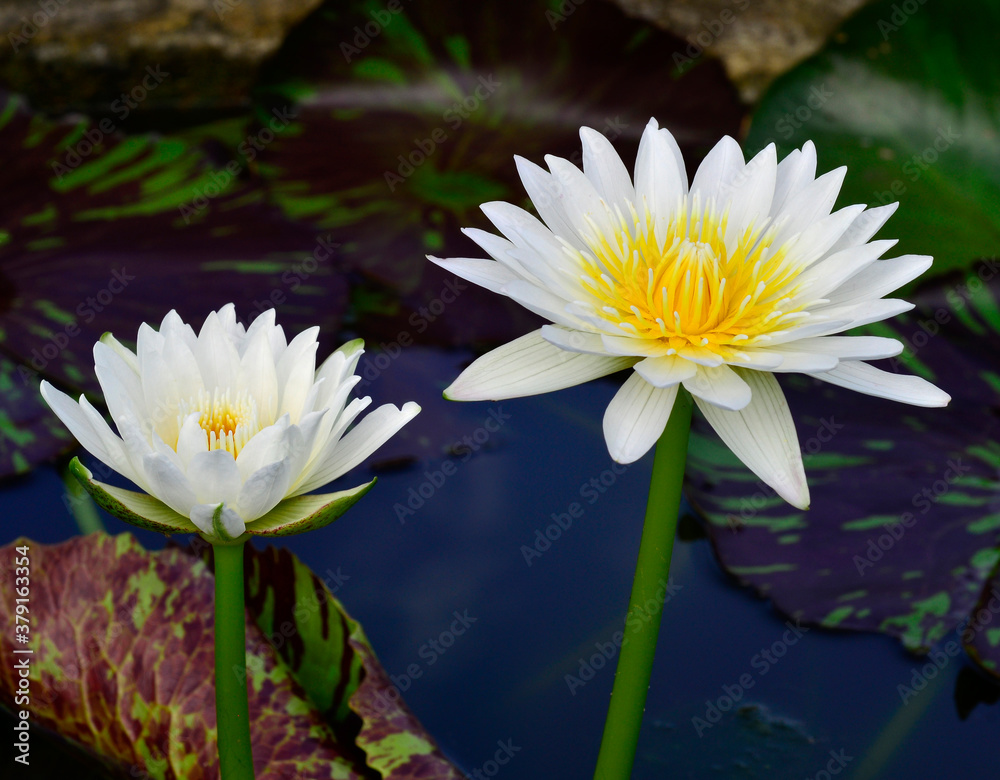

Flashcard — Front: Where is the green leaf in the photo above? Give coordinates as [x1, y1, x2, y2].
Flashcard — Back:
[744, 0, 1000, 286]
[247, 480, 376, 537]
[69, 457, 200, 535]
[0, 533, 463, 778]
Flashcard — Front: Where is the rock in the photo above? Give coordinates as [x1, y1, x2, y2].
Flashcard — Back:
[606, 0, 877, 101]
[0, 0, 322, 115]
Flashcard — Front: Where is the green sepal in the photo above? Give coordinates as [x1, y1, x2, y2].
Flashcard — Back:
[68, 456, 200, 535]
[246, 479, 376, 536]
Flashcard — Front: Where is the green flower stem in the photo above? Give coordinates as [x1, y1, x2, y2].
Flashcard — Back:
[213, 540, 256, 780]
[594, 389, 693, 780]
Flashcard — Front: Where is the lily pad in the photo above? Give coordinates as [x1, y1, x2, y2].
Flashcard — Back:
[0, 92, 348, 478]
[686, 271, 1000, 674]
[744, 0, 1000, 285]
[253, 0, 746, 345]
[0, 533, 462, 778]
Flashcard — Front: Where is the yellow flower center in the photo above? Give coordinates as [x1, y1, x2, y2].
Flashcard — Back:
[577, 198, 809, 360]
[177, 388, 261, 457]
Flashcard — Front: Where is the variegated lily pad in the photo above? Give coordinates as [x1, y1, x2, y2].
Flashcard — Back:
[0, 533, 462, 778]
[686, 272, 1000, 675]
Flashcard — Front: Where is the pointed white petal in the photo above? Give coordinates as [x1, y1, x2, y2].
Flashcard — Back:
[752, 349, 838, 373]
[796, 239, 896, 300]
[695, 370, 810, 509]
[141, 452, 197, 516]
[771, 167, 846, 245]
[236, 458, 293, 521]
[682, 364, 752, 410]
[514, 155, 587, 248]
[194, 309, 241, 392]
[185, 449, 242, 505]
[175, 413, 208, 467]
[634, 354, 698, 387]
[788, 336, 903, 361]
[540, 324, 607, 354]
[825, 202, 898, 256]
[428, 256, 520, 294]
[40, 382, 128, 473]
[580, 125, 635, 217]
[237, 322, 279, 421]
[603, 372, 679, 464]
[770, 141, 817, 216]
[723, 144, 776, 246]
[635, 119, 687, 237]
[276, 327, 319, 422]
[444, 330, 635, 401]
[690, 136, 745, 209]
[601, 334, 674, 357]
[822, 255, 933, 307]
[808, 361, 950, 407]
[292, 401, 420, 494]
[501, 279, 582, 328]
[545, 154, 616, 242]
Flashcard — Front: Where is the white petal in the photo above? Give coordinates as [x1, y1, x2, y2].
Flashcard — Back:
[787, 336, 903, 361]
[787, 204, 867, 269]
[190, 502, 244, 539]
[822, 255, 932, 308]
[635, 119, 688, 239]
[690, 136, 744, 209]
[634, 354, 697, 387]
[723, 144, 776, 246]
[185, 450, 243, 505]
[236, 459, 293, 521]
[292, 401, 421, 494]
[428, 256, 520, 294]
[276, 327, 319, 422]
[603, 372, 679, 463]
[194, 309, 241, 392]
[94, 341, 147, 436]
[771, 167, 846, 245]
[580, 125, 635, 217]
[682, 364, 752, 410]
[601, 334, 674, 357]
[545, 154, 616, 243]
[816, 298, 913, 330]
[540, 324, 607, 354]
[176, 413, 208, 467]
[675, 345, 725, 367]
[796, 239, 897, 301]
[514, 156, 587, 249]
[142, 452, 197, 516]
[824, 202, 898, 256]
[237, 322, 279, 422]
[695, 370, 810, 509]
[444, 329, 635, 401]
[234, 416, 291, 480]
[770, 142, 817, 217]
[751, 349, 838, 373]
[40, 382, 129, 476]
[99, 333, 139, 373]
[808, 361, 950, 407]
[461, 227, 541, 283]
[501, 279, 582, 328]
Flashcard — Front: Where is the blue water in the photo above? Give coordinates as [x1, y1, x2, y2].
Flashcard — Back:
[7, 346, 1000, 779]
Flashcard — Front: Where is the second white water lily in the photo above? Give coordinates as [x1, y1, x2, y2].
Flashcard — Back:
[41, 305, 420, 541]
[432, 119, 949, 509]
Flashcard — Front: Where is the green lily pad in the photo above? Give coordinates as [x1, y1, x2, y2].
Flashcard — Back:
[686, 270, 1000, 675]
[0, 533, 462, 778]
[744, 0, 1000, 286]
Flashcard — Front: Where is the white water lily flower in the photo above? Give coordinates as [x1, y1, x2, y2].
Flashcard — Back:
[40, 305, 420, 542]
[431, 119, 950, 509]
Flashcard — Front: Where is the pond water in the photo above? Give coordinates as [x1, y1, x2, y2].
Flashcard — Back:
[6, 346, 1000, 779]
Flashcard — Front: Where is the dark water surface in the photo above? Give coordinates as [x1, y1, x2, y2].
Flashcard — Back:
[6, 347, 1000, 779]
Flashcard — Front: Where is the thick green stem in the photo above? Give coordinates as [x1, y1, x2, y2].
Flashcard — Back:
[594, 390, 693, 780]
[213, 541, 255, 780]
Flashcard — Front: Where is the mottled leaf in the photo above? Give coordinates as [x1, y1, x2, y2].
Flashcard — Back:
[0, 533, 462, 778]
[744, 0, 1000, 286]
[686, 270, 1000, 675]
[253, 0, 745, 346]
